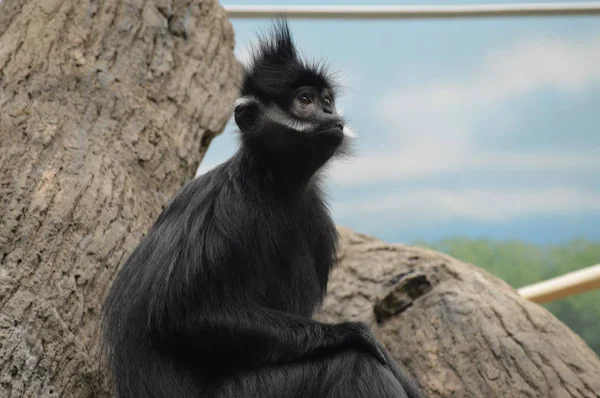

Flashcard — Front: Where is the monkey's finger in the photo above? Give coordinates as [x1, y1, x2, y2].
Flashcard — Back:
[362, 336, 387, 366]
[373, 343, 388, 366]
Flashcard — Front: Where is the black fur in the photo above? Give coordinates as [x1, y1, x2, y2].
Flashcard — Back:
[101, 19, 424, 398]
[240, 19, 339, 107]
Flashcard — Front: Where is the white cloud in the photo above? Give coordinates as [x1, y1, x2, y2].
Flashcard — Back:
[331, 35, 600, 185]
[333, 187, 600, 223]
[331, 151, 600, 185]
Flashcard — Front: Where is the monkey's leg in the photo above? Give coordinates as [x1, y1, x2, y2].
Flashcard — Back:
[209, 349, 422, 398]
[156, 304, 386, 374]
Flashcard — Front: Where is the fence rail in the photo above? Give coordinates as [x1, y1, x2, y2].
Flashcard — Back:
[518, 264, 600, 304]
[225, 3, 600, 20]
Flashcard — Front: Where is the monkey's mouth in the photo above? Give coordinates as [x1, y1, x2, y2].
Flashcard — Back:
[318, 122, 344, 133]
[316, 122, 345, 147]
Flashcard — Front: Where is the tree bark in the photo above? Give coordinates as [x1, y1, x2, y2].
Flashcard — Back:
[0, 0, 239, 396]
[318, 227, 600, 398]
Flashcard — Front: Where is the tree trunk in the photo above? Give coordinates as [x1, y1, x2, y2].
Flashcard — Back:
[0, 0, 239, 396]
[318, 227, 600, 398]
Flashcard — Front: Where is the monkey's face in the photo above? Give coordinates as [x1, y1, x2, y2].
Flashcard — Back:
[234, 85, 348, 147]
[287, 86, 343, 133]
[234, 84, 355, 174]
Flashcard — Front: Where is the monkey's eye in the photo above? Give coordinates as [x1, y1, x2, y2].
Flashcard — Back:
[298, 94, 312, 105]
[323, 97, 332, 106]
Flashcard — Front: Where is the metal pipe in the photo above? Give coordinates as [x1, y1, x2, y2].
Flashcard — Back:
[225, 3, 600, 20]
[518, 264, 600, 304]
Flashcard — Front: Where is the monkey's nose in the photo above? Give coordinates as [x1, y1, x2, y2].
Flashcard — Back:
[334, 122, 344, 130]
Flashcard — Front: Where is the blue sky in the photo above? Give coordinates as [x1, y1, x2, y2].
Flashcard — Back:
[199, 0, 600, 245]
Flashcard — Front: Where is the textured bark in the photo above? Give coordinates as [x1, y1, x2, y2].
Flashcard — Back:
[319, 227, 600, 398]
[0, 0, 240, 396]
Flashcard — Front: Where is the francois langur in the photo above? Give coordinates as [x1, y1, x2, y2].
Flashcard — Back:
[101, 19, 424, 398]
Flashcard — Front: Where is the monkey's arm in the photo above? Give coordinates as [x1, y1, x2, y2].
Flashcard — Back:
[156, 304, 385, 370]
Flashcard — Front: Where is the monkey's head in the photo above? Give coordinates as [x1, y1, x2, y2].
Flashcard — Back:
[234, 19, 353, 177]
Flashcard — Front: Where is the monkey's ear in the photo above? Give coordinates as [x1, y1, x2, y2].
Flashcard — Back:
[234, 97, 262, 133]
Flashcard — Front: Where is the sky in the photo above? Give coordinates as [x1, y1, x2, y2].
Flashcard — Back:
[199, 0, 600, 245]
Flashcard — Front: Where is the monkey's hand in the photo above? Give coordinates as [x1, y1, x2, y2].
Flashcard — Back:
[338, 322, 387, 366]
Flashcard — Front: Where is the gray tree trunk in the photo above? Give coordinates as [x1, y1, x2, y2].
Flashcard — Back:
[0, 0, 239, 396]
[318, 227, 600, 398]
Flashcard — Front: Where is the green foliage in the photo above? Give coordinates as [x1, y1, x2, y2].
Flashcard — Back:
[420, 238, 600, 355]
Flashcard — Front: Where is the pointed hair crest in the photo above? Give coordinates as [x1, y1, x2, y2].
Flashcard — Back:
[239, 18, 340, 104]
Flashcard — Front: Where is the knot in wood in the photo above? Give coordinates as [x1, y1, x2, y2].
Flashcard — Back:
[374, 272, 432, 324]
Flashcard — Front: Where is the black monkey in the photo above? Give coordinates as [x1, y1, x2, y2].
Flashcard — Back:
[101, 19, 423, 398]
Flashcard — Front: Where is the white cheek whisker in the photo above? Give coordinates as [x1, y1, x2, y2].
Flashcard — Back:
[343, 125, 357, 138]
[265, 105, 316, 132]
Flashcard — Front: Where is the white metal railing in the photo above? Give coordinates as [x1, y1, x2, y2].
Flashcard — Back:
[518, 264, 600, 304]
[225, 3, 600, 19]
